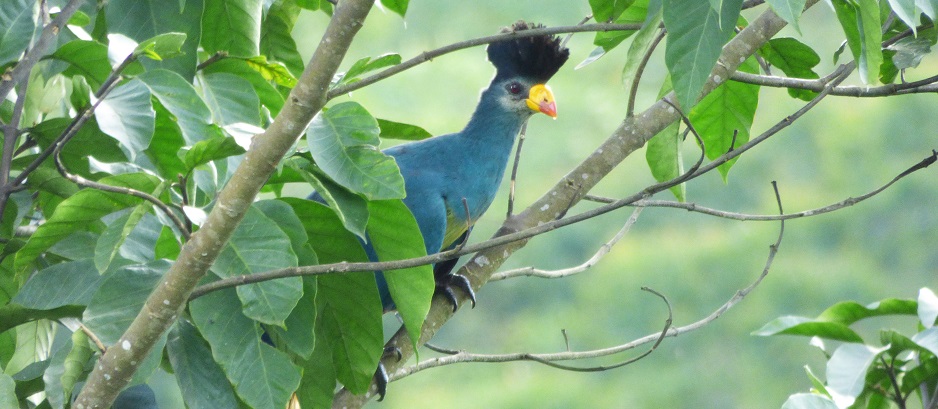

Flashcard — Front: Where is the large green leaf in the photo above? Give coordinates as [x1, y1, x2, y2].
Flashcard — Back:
[201, 0, 262, 57]
[886, 0, 918, 35]
[183, 135, 247, 172]
[688, 57, 760, 180]
[367, 200, 433, 350]
[759, 37, 820, 101]
[138, 69, 214, 144]
[307, 101, 405, 200]
[663, 0, 737, 110]
[201, 72, 262, 126]
[379, 0, 408, 17]
[753, 298, 918, 342]
[82, 260, 168, 345]
[281, 198, 382, 395]
[190, 288, 301, 409]
[377, 118, 432, 141]
[260, 0, 305, 77]
[134, 32, 187, 61]
[592, 0, 647, 52]
[766, 0, 808, 33]
[3, 320, 54, 376]
[43, 329, 94, 409]
[50, 40, 111, 88]
[826, 344, 888, 408]
[336, 54, 402, 87]
[210, 206, 300, 326]
[295, 308, 337, 409]
[13, 173, 163, 279]
[94, 202, 165, 273]
[95, 79, 156, 161]
[590, 0, 635, 22]
[13, 260, 103, 310]
[0, 0, 35, 67]
[830, 0, 883, 84]
[287, 157, 369, 240]
[105, 0, 203, 80]
[0, 373, 15, 409]
[166, 319, 240, 409]
[203, 59, 285, 115]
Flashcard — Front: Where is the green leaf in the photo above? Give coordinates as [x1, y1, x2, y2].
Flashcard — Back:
[887, 36, 932, 69]
[319, 275, 383, 394]
[13, 260, 103, 309]
[911, 326, 938, 356]
[663, 0, 734, 110]
[590, 0, 635, 22]
[201, 0, 262, 57]
[622, 8, 663, 89]
[688, 56, 760, 180]
[919, 287, 938, 327]
[266, 277, 318, 359]
[307, 101, 405, 200]
[752, 316, 864, 342]
[138, 69, 214, 145]
[83, 260, 169, 344]
[816, 298, 917, 323]
[134, 32, 187, 61]
[260, 0, 305, 78]
[379, 0, 408, 17]
[183, 135, 247, 171]
[95, 79, 156, 160]
[295, 311, 336, 409]
[887, 0, 919, 35]
[50, 40, 110, 88]
[377, 118, 433, 141]
[4, 320, 54, 376]
[826, 344, 888, 408]
[210, 206, 300, 326]
[646, 76, 685, 201]
[242, 55, 299, 88]
[367, 200, 433, 350]
[280, 197, 369, 264]
[93, 201, 163, 273]
[201, 72, 262, 126]
[754, 298, 918, 342]
[0, 373, 15, 409]
[190, 287, 301, 409]
[766, 0, 808, 33]
[61, 330, 93, 405]
[105, 0, 203, 80]
[830, 0, 883, 84]
[0, 0, 35, 67]
[203, 58, 285, 115]
[13, 173, 163, 280]
[900, 355, 938, 395]
[337, 54, 402, 86]
[166, 319, 240, 409]
[70, 75, 92, 109]
[804, 365, 830, 397]
[759, 37, 820, 100]
[286, 157, 369, 240]
[593, 0, 647, 52]
[781, 393, 839, 409]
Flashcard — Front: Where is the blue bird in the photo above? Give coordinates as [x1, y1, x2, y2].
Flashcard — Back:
[311, 22, 568, 400]
[367, 21, 569, 312]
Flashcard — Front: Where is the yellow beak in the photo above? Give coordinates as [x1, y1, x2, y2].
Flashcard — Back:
[525, 84, 557, 118]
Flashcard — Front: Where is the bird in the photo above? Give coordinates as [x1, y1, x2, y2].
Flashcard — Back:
[367, 21, 570, 312]
[311, 21, 569, 400]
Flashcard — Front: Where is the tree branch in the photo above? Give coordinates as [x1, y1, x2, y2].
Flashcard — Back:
[71, 1, 376, 407]
[0, 0, 82, 100]
[332, 3, 821, 407]
[326, 23, 644, 99]
[730, 71, 938, 96]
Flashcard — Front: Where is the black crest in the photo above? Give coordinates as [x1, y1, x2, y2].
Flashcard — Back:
[486, 21, 570, 83]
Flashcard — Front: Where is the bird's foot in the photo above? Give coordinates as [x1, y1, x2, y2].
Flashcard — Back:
[435, 273, 477, 312]
[374, 346, 403, 401]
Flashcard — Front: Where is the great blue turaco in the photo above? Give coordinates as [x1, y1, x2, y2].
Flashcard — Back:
[313, 21, 570, 399]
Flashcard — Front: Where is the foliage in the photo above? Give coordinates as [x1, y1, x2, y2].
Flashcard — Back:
[0, 0, 935, 408]
[757, 288, 938, 409]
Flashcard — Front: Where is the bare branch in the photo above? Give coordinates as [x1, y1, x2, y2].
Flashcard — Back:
[506, 122, 527, 218]
[627, 29, 666, 118]
[326, 23, 644, 99]
[730, 71, 938, 96]
[491, 207, 643, 280]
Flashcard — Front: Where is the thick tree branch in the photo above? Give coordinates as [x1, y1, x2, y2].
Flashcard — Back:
[332, 2, 820, 407]
[72, 1, 376, 407]
[0, 0, 82, 100]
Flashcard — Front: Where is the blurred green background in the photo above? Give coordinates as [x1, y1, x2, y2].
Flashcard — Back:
[167, 2, 938, 408]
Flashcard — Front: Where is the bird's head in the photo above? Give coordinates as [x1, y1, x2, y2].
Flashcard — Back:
[486, 22, 570, 119]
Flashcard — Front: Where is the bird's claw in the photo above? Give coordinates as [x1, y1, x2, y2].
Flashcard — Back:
[383, 346, 403, 362]
[374, 363, 388, 401]
[436, 273, 477, 312]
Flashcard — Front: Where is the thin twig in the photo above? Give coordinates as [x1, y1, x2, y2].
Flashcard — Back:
[326, 23, 643, 99]
[0, 0, 82, 100]
[390, 287, 672, 380]
[0, 74, 31, 219]
[197, 51, 229, 71]
[492, 207, 643, 280]
[79, 323, 108, 354]
[561, 16, 592, 48]
[507, 122, 528, 218]
[627, 29, 666, 118]
[730, 71, 938, 96]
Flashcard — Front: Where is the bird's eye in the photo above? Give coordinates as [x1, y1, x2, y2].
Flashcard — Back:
[506, 82, 522, 95]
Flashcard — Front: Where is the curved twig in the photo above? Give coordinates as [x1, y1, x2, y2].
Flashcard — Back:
[326, 23, 643, 99]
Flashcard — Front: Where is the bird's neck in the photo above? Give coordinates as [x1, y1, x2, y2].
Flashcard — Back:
[458, 87, 528, 158]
